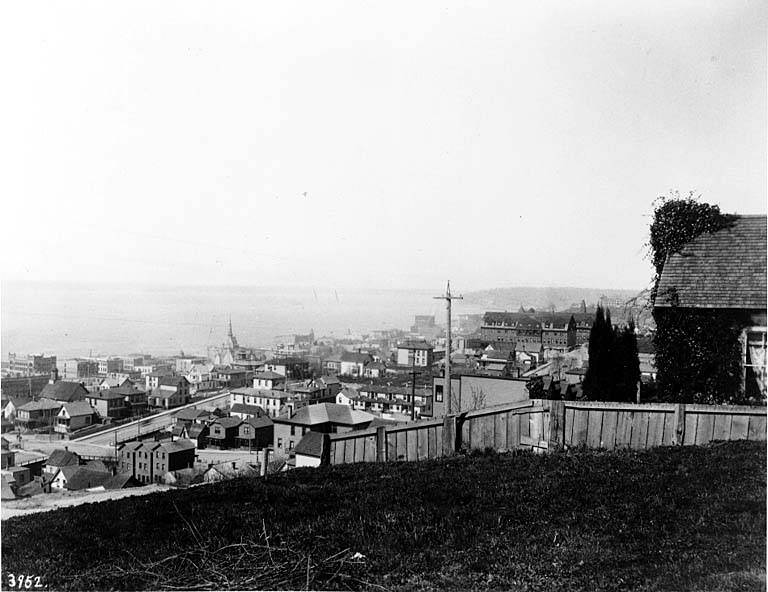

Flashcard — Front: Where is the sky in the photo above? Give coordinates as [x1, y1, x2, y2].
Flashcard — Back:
[1, 0, 765, 292]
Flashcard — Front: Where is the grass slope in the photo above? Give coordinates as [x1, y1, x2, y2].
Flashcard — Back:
[2, 442, 765, 591]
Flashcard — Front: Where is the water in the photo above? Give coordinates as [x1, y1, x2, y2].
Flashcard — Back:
[1, 281, 485, 358]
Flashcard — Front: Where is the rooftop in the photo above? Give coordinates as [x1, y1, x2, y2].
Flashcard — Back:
[655, 215, 767, 309]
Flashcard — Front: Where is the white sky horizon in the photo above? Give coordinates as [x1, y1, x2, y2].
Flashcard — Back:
[1, 1, 765, 292]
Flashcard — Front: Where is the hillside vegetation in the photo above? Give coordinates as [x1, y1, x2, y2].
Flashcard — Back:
[2, 441, 765, 591]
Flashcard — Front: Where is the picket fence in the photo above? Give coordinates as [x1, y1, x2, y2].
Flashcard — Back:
[326, 399, 767, 465]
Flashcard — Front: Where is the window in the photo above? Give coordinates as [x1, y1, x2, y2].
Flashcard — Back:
[435, 385, 443, 403]
[290, 426, 295, 436]
[289, 440, 294, 450]
[744, 327, 767, 399]
[277, 438, 283, 448]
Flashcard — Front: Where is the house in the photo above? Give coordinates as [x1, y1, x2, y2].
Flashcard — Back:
[53, 466, 112, 491]
[396, 341, 434, 367]
[85, 390, 128, 419]
[229, 403, 267, 420]
[654, 214, 766, 400]
[103, 473, 140, 490]
[162, 467, 205, 487]
[322, 355, 343, 376]
[99, 376, 134, 390]
[479, 348, 515, 375]
[363, 362, 387, 378]
[39, 380, 88, 404]
[0, 450, 14, 469]
[293, 431, 327, 468]
[230, 388, 290, 418]
[44, 448, 81, 476]
[272, 403, 374, 458]
[203, 461, 259, 484]
[147, 377, 191, 409]
[144, 370, 175, 391]
[117, 439, 196, 484]
[49, 465, 82, 490]
[54, 401, 96, 435]
[108, 385, 148, 415]
[252, 370, 287, 390]
[203, 417, 243, 449]
[173, 408, 212, 427]
[263, 357, 310, 379]
[213, 367, 249, 389]
[185, 363, 218, 393]
[282, 379, 337, 408]
[15, 399, 62, 430]
[335, 387, 358, 407]
[339, 352, 373, 377]
[236, 415, 273, 450]
[2, 396, 32, 422]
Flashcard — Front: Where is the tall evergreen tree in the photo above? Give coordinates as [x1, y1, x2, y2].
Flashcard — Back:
[584, 306, 640, 402]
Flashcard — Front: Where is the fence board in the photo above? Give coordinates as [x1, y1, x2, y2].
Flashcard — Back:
[332, 441, 344, 465]
[436, 424, 445, 456]
[521, 412, 531, 438]
[386, 433, 397, 462]
[482, 415, 495, 450]
[462, 419, 470, 450]
[344, 438, 355, 464]
[494, 413, 508, 450]
[354, 435, 366, 463]
[507, 413, 520, 449]
[600, 411, 618, 449]
[364, 434, 377, 462]
[630, 412, 649, 450]
[425, 427, 435, 459]
[407, 429, 418, 461]
[730, 414, 749, 441]
[661, 412, 676, 446]
[395, 431, 407, 461]
[748, 415, 766, 441]
[614, 412, 632, 448]
[646, 413, 665, 448]
[572, 409, 589, 446]
[683, 413, 698, 446]
[586, 411, 603, 449]
[712, 414, 732, 441]
[564, 407, 575, 446]
[695, 413, 714, 446]
[417, 428, 428, 460]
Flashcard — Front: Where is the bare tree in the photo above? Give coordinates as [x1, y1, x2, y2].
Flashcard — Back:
[468, 384, 487, 411]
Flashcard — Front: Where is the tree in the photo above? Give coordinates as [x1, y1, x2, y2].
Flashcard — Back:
[648, 193, 744, 403]
[583, 306, 640, 402]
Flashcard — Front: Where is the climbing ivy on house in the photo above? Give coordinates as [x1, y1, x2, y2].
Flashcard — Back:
[649, 193, 746, 404]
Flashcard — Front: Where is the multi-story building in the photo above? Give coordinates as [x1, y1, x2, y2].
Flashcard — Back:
[117, 439, 196, 484]
[85, 390, 129, 419]
[108, 385, 148, 415]
[61, 359, 99, 380]
[230, 388, 289, 418]
[147, 377, 191, 409]
[263, 357, 310, 379]
[6, 354, 57, 377]
[272, 403, 374, 458]
[96, 358, 124, 376]
[212, 367, 249, 389]
[55, 402, 96, 435]
[252, 370, 287, 390]
[15, 399, 62, 430]
[396, 341, 434, 367]
[540, 314, 577, 351]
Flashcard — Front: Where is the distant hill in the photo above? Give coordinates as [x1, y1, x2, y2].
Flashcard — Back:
[463, 286, 643, 312]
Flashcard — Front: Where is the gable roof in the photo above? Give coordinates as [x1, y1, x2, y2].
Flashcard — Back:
[103, 473, 138, 490]
[245, 415, 274, 430]
[40, 382, 88, 402]
[86, 390, 126, 401]
[252, 371, 286, 380]
[278, 403, 373, 426]
[19, 398, 62, 412]
[174, 408, 208, 421]
[340, 352, 372, 364]
[47, 449, 81, 467]
[294, 431, 325, 458]
[211, 417, 243, 429]
[65, 468, 112, 490]
[230, 403, 266, 417]
[655, 215, 767, 309]
[60, 401, 95, 417]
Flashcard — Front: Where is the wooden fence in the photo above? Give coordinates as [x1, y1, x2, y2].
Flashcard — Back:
[326, 399, 766, 465]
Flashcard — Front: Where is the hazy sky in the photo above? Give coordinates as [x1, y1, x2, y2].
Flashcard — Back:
[1, 1, 765, 292]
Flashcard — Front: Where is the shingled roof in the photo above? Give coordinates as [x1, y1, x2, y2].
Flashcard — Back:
[40, 381, 88, 403]
[655, 215, 767, 309]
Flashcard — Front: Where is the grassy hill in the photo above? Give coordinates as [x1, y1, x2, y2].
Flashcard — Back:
[2, 441, 765, 591]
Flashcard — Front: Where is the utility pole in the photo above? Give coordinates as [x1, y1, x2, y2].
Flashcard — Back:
[410, 356, 416, 422]
[434, 281, 462, 415]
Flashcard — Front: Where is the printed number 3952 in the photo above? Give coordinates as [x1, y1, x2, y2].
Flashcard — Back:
[7, 575, 43, 589]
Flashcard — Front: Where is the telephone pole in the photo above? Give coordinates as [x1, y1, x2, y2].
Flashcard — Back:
[434, 281, 462, 415]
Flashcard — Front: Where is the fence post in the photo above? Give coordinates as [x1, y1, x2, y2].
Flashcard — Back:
[321, 434, 331, 466]
[673, 404, 686, 446]
[548, 400, 566, 451]
[442, 415, 457, 456]
[260, 447, 270, 477]
[376, 426, 387, 462]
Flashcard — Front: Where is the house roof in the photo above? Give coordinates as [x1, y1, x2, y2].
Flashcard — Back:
[230, 403, 266, 417]
[340, 352, 373, 364]
[232, 387, 290, 400]
[245, 415, 273, 430]
[655, 215, 767, 309]
[60, 402, 95, 417]
[108, 386, 146, 396]
[158, 376, 189, 387]
[212, 417, 244, 430]
[278, 403, 373, 426]
[398, 340, 434, 351]
[47, 449, 81, 467]
[19, 398, 62, 412]
[40, 381, 88, 402]
[103, 472, 138, 490]
[252, 371, 286, 380]
[482, 349, 514, 361]
[86, 390, 126, 401]
[294, 431, 325, 458]
[85, 460, 109, 473]
[174, 408, 208, 421]
[157, 439, 196, 454]
[66, 468, 112, 490]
